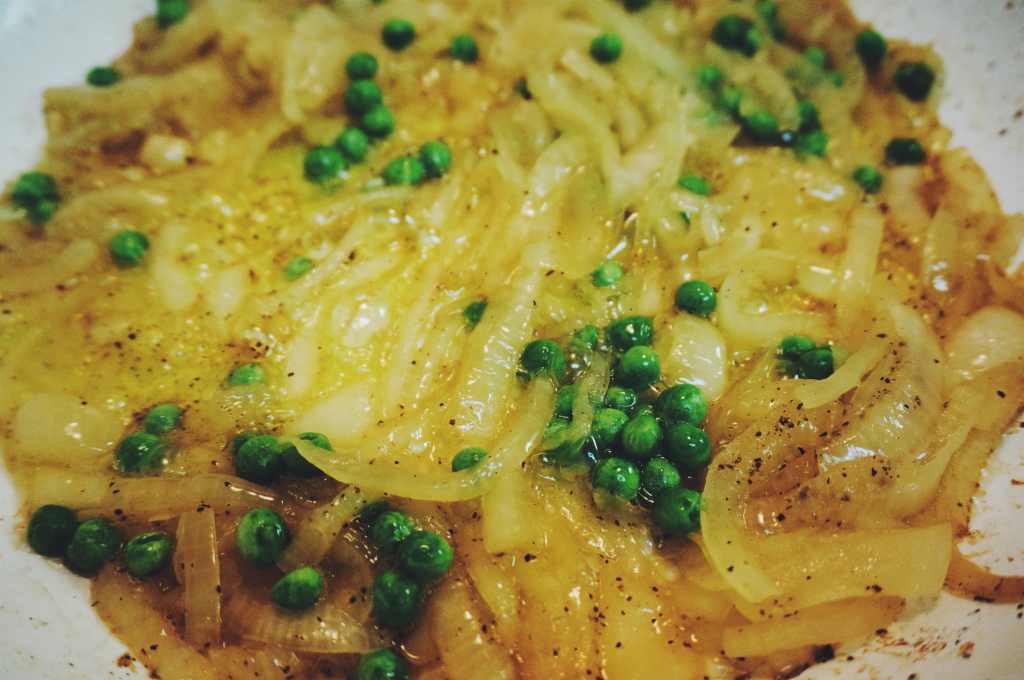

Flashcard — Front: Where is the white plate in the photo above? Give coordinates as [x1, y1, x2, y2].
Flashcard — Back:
[1, 1, 1022, 678]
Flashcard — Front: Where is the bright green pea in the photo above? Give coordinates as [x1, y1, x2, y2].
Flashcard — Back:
[590, 33, 623, 64]
[234, 435, 284, 485]
[519, 339, 567, 381]
[603, 386, 637, 411]
[356, 649, 410, 680]
[371, 570, 422, 628]
[616, 346, 660, 390]
[779, 335, 815, 359]
[86, 66, 120, 87]
[574, 325, 600, 349]
[304, 146, 346, 183]
[591, 260, 624, 287]
[279, 432, 330, 478]
[12, 171, 59, 224]
[236, 508, 291, 568]
[719, 87, 743, 116]
[606, 316, 654, 350]
[109, 231, 149, 268]
[675, 280, 716, 317]
[657, 384, 707, 426]
[678, 175, 711, 196]
[117, 432, 165, 473]
[804, 46, 828, 69]
[894, 62, 935, 102]
[451, 446, 487, 472]
[852, 165, 883, 194]
[696, 65, 722, 91]
[285, 256, 313, 281]
[336, 127, 370, 164]
[124, 531, 173, 577]
[144, 403, 181, 435]
[620, 414, 662, 461]
[345, 79, 383, 115]
[592, 408, 629, 450]
[662, 422, 711, 472]
[640, 458, 681, 501]
[799, 346, 834, 380]
[885, 138, 925, 165]
[231, 430, 259, 455]
[155, 0, 190, 28]
[382, 156, 424, 186]
[797, 100, 820, 132]
[382, 19, 416, 51]
[27, 505, 78, 557]
[463, 299, 487, 329]
[855, 29, 887, 70]
[653, 487, 702, 536]
[591, 457, 640, 501]
[66, 518, 122, 573]
[449, 34, 479, 63]
[554, 384, 579, 418]
[712, 15, 759, 57]
[371, 511, 415, 555]
[744, 110, 779, 141]
[346, 52, 378, 80]
[272, 566, 323, 610]
[419, 140, 452, 178]
[397, 530, 453, 582]
[796, 130, 828, 158]
[228, 363, 265, 386]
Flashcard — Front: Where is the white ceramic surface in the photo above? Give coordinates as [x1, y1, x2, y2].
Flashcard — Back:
[0, 1, 1022, 679]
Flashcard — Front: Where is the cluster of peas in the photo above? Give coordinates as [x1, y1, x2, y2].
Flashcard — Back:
[234, 508, 325, 610]
[511, 279, 721, 538]
[776, 334, 837, 380]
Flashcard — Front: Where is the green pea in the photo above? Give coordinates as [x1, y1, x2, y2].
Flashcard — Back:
[620, 414, 662, 461]
[144, 403, 181, 435]
[66, 518, 122, 573]
[885, 138, 925, 165]
[603, 386, 637, 411]
[419, 140, 452, 178]
[591, 457, 640, 501]
[675, 280, 716, 317]
[653, 487, 702, 536]
[855, 29, 887, 70]
[640, 458, 681, 501]
[86, 66, 120, 87]
[124, 531, 173, 577]
[779, 335, 815, 359]
[616, 346, 660, 390]
[797, 99, 820, 132]
[796, 130, 828, 158]
[345, 79, 383, 115]
[356, 649, 410, 680]
[755, 1, 786, 40]
[27, 505, 78, 557]
[304, 146, 346, 183]
[696, 65, 722, 91]
[382, 19, 416, 51]
[804, 46, 828, 70]
[382, 156, 424, 186]
[574, 325, 600, 349]
[236, 508, 291, 568]
[662, 422, 711, 472]
[336, 127, 370, 164]
[606, 316, 654, 350]
[12, 171, 60, 224]
[515, 78, 532, 100]
[371, 570, 422, 628]
[623, 0, 652, 9]
[279, 432, 330, 478]
[228, 363, 265, 386]
[799, 346, 834, 380]
[463, 299, 487, 329]
[590, 33, 623, 64]
[656, 384, 707, 426]
[371, 511, 415, 554]
[285, 256, 313, 282]
[719, 87, 743, 116]
[346, 52, 378, 80]
[451, 446, 487, 472]
[155, 0, 190, 28]
[744, 110, 779, 141]
[591, 261, 624, 287]
[554, 384, 579, 418]
[272, 566, 324, 610]
[234, 435, 284, 485]
[678, 175, 711, 196]
[711, 15, 759, 57]
[828, 70, 845, 87]
[592, 408, 629, 450]
[520, 339, 567, 381]
[109, 231, 149, 268]
[852, 166, 883, 194]
[117, 432, 165, 473]
[449, 34, 479, 63]
[894, 62, 935, 102]
[231, 430, 259, 455]
[357, 498, 390, 526]
[397, 530, 453, 582]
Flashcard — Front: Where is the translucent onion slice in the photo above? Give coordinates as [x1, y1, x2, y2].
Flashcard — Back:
[277, 488, 379, 572]
[426, 580, 516, 680]
[176, 508, 222, 646]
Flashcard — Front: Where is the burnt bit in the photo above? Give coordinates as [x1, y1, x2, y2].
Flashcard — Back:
[813, 644, 835, 663]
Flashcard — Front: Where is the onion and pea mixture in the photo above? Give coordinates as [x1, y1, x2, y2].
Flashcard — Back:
[4, 0, 1024, 678]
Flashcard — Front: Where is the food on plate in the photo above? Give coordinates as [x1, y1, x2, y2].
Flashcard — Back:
[2, 0, 1024, 678]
